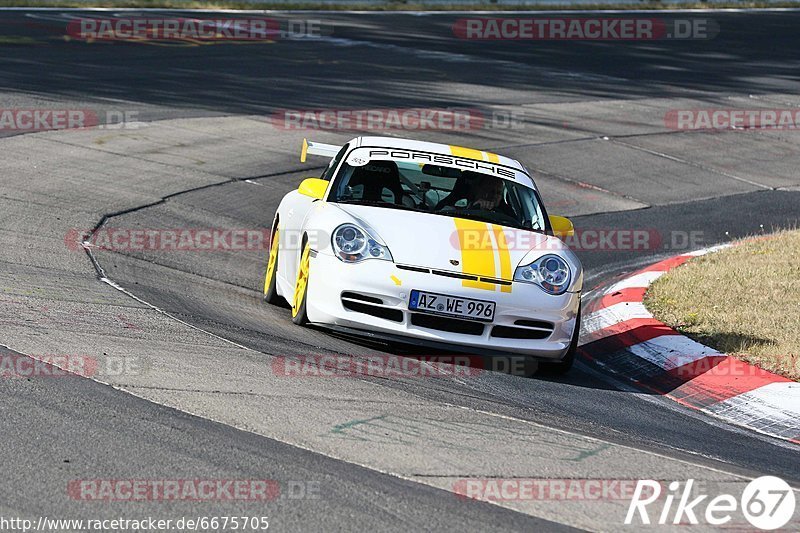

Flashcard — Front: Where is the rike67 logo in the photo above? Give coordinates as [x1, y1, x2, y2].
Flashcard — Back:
[626, 476, 796, 530]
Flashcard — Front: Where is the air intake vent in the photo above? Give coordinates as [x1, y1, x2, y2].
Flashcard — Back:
[341, 291, 383, 305]
[491, 326, 551, 340]
[341, 293, 402, 322]
[410, 313, 484, 336]
[514, 319, 553, 330]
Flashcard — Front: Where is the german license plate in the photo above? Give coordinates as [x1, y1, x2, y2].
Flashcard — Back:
[408, 290, 495, 322]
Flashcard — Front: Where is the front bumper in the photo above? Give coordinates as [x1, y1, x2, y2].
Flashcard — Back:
[306, 252, 581, 360]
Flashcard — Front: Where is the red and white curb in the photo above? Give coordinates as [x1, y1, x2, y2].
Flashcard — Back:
[579, 244, 800, 444]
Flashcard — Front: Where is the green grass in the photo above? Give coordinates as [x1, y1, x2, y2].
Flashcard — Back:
[645, 229, 800, 381]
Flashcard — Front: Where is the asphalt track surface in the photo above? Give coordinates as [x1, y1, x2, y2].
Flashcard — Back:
[1, 8, 799, 532]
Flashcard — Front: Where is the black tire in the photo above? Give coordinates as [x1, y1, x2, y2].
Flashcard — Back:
[538, 303, 581, 376]
[263, 223, 283, 305]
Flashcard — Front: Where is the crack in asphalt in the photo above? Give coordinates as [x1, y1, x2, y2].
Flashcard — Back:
[66, 165, 325, 357]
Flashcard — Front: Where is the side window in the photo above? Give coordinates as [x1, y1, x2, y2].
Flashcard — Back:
[320, 144, 348, 182]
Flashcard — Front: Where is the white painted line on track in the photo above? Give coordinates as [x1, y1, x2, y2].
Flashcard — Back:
[99, 276, 254, 352]
[581, 301, 652, 338]
[705, 383, 800, 444]
[575, 358, 800, 455]
[628, 334, 722, 370]
[581, 242, 799, 445]
[603, 270, 665, 293]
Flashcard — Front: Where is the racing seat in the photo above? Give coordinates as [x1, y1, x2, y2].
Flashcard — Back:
[347, 161, 404, 204]
[435, 170, 482, 210]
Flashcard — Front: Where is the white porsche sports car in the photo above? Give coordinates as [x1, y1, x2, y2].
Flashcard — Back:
[263, 136, 582, 374]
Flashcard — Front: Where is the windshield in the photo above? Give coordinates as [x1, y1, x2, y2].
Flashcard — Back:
[329, 159, 546, 232]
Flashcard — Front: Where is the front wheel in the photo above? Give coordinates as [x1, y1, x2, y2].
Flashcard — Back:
[291, 240, 311, 326]
[538, 303, 581, 376]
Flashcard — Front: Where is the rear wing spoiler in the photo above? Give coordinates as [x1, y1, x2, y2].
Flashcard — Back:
[300, 138, 340, 163]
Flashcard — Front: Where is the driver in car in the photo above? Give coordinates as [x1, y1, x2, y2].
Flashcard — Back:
[438, 172, 516, 219]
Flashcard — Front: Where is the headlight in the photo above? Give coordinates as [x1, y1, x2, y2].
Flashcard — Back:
[514, 254, 571, 295]
[332, 223, 392, 263]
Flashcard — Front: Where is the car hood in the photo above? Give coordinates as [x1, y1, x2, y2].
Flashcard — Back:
[334, 204, 567, 281]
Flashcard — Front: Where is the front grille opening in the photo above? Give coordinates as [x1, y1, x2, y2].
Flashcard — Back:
[491, 325, 551, 340]
[514, 319, 553, 330]
[341, 299, 403, 323]
[341, 291, 383, 305]
[397, 264, 511, 285]
[410, 313, 484, 336]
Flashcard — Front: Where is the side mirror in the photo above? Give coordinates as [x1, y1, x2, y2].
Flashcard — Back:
[298, 178, 328, 200]
[549, 215, 574, 239]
